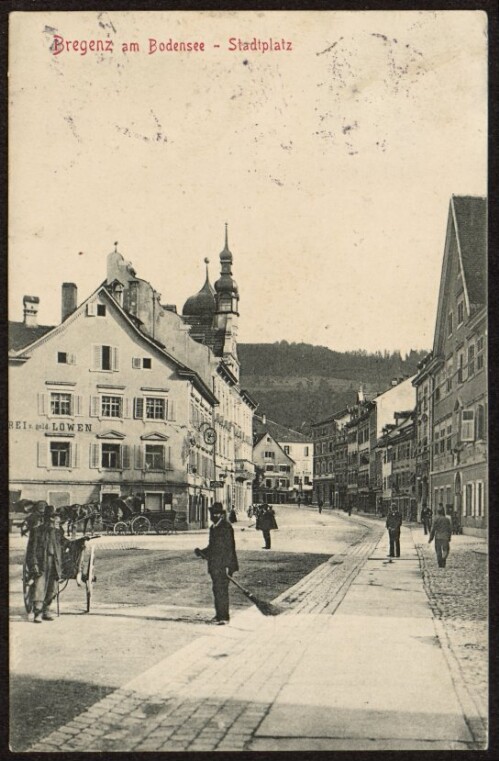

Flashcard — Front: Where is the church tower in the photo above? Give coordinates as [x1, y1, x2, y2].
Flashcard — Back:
[214, 224, 240, 379]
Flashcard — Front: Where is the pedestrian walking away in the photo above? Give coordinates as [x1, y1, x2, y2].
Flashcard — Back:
[421, 503, 432, 535]
[25, 504, 89, 623]
[386, 504, 402, 558]
[256, 504, 278, 549]
[318, 500, 323, 514]
[194, 502, 239, 625]
[429, 504, 452, 568]
[228, 506, 237, 524]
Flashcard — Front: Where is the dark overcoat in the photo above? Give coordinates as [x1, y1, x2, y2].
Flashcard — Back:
[26, 524, 71, 579]
[200, 518, 239, 575]
[258, 510, 278, 532]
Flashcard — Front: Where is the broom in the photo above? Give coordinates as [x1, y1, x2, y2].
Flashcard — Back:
[194, 548, 283, 617]
[227, 573, 284, 617]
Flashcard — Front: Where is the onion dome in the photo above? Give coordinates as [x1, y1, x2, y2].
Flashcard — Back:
[182, 259, 216, 317]
[214, 224, 239, 297]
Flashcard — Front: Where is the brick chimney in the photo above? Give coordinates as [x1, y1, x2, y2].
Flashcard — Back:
[61, 283, 78, 322]
[262, 413, 266, 425]
[23, 296, 39, 327]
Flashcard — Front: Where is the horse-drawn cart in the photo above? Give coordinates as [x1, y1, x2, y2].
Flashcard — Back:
[19, 500, 97, 617]
[102, 499, 177, 535]
[23, 538, 96, 615]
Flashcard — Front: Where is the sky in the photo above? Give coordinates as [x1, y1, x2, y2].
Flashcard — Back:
[9, 10, 487, 354]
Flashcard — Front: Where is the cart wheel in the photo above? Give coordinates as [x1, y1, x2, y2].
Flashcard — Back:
[156, 519, 174, 535]
[85, 545, 96, 613]
[114, 521, 129, 535]
[22, 560, 34, 615]
[131, 515, 151, 535]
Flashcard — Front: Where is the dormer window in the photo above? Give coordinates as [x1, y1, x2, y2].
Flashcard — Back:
[56, 351, 76, 365]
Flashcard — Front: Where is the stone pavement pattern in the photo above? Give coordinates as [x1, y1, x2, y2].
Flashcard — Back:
[28, 520, 487, 752]
[415, 531, 487, 745]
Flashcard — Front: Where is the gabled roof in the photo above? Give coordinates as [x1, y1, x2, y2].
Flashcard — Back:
[433, 196, 486, 354]
[452, 196, 487, 307]
[8, 322, 55, 352]
[253, 415, 311, 444]
[9, 284, 218, 407]
[253, 430, 296, 464]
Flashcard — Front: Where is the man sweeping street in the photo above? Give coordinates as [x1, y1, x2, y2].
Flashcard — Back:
[195, 502, 239, 625]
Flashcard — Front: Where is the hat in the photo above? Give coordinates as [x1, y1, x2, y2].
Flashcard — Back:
[210, 502, 224, 515]
[44, 504, 56, 519]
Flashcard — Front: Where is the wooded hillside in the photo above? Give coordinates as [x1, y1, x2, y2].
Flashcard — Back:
[238, 342, 427, 432]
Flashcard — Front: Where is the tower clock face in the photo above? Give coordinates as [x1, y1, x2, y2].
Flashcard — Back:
[203, 427, 217, 445]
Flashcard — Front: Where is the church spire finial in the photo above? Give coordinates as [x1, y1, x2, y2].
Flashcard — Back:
[204, 257, 210, 282]
[114, 241, 118, 252]
[224, 222, 228, 251]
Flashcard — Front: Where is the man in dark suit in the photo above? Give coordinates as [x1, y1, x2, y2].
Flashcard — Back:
[421, 504, 432, 535]
[386, 504, 402, 558]
[195, 502, 239, 625]
[257, 504, 278, 549]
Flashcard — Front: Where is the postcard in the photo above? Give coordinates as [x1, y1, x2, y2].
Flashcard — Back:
[8, 9, 488, 752]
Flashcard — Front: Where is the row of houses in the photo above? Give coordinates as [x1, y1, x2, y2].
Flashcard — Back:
[9, 232, 258, 529]
[311, 378, 417, 517]
[311, 195, 487, 537]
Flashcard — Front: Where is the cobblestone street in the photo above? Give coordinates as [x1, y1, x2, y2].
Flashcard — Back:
[415, 531, 488, 745]
[23, 518, 488, 752]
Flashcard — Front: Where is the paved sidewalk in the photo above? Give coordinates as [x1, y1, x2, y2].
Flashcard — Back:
[28, 523, 485, 752]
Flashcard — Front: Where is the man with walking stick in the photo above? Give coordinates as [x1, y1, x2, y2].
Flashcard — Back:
[194, 502, 238, 625]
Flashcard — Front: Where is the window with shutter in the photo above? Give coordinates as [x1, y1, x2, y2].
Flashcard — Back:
[101, 395, 122, 418]
[468, 344, 475, 377]
[461, 409, 475, 442]
[465, 483, 473, 516]
[50, 392, 72, 416]
[122, 445, 131, 469]
[102, 443, 121, 469]
[37, 441, 47, 467]
[86, 302, 97, 316]
[90, 397, 100, 417]
[135, 445, 145, 469]
[475, 481, 484, 517]
[145, 444, 165, 470]
[167, 399, 176, 421]
[134, 398, 144, 419]
[50, 441, 70, 467]
[90, 443, 100, 469]
[38, 393, 48, 415]
[475, 404, 485, 440]
[477, 336, 485, 370]
[92, 345, 102, 370]
[132, 357, 142, 369]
